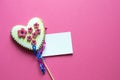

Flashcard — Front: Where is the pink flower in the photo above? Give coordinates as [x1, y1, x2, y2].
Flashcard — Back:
[18, 28, 27, 38]
[32, 32, 37, 38]
[27, 36, 32, 42]
[28, 27, 33, 33]
[31, 40, 36, 45]
[35, 29, 41, 34]
[34, 23, 39, 29]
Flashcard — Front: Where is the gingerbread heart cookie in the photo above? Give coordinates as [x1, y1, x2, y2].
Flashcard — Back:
[11, 17, 45, 50]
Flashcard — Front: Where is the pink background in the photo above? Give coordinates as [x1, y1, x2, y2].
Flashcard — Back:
[0, 0, 120, 80]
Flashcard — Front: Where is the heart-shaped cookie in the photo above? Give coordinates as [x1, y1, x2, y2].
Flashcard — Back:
[11, 17, 45, 50]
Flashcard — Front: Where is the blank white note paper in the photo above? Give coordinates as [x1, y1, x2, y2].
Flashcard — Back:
[42, 32, 73, 57]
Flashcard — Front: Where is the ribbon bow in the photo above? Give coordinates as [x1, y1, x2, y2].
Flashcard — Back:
[32, 42, 54, 80]
[32, 42, 46, 74]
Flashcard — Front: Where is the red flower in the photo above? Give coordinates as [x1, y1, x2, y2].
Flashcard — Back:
[34, 23, 39, 29]
[31, 40, 36, 45]
[35, 29, 41, 34]
[32, 32, 37, 38]
[45, 27, 47, 31]
[27, 36, 32, 42]
[18, 28, 27, 38]
[28, 27, 33, 33]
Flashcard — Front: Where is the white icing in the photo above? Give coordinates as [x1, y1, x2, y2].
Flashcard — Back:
[11, 17, 45, 50]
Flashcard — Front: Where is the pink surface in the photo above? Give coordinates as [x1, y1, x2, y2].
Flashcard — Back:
[0, 0, 120, 80]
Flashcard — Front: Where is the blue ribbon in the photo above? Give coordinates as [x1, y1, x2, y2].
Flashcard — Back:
[32, 45, 46, 74]
[32, 45, 37, 56]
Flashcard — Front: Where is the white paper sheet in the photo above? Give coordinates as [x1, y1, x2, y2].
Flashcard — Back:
[42, 32, 73, 57]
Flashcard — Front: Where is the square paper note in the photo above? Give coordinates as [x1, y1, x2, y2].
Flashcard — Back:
[42, 32, 73, 57]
